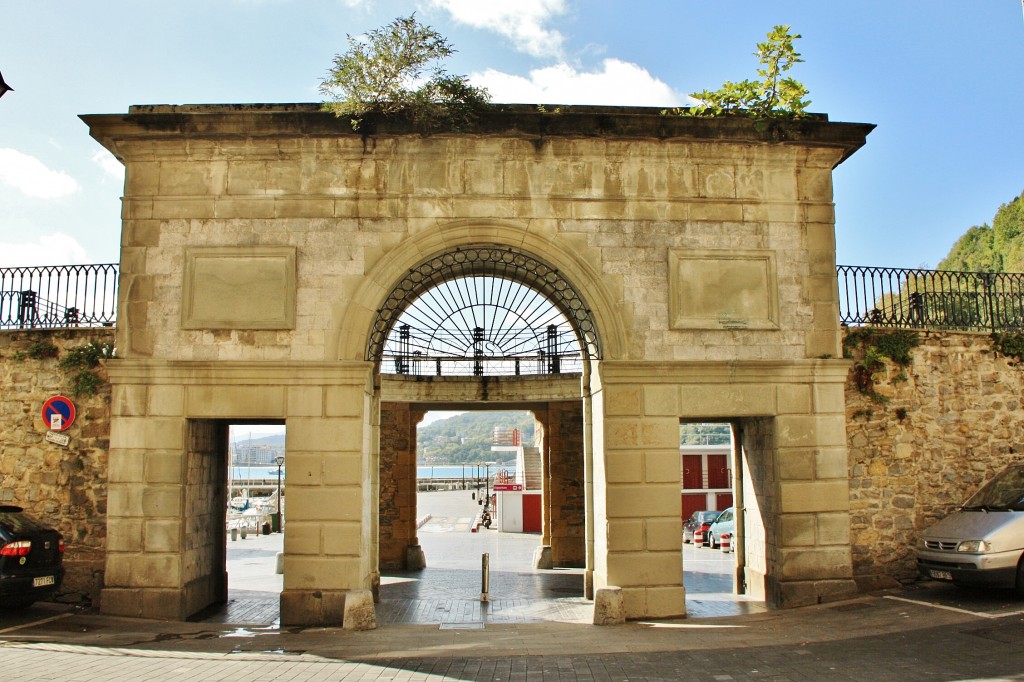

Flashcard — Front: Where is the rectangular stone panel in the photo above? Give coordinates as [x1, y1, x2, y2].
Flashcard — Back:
[181, 247, 296, 329]
[669, 249, 779, 330]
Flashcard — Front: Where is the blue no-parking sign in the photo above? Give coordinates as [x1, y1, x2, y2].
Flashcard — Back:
[41, 395, 76, 431]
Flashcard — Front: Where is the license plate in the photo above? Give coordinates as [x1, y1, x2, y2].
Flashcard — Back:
[32, 575, 55, 587]
[929, 570, 953, 581]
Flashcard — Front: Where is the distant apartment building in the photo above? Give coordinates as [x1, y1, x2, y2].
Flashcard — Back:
[232, 444, 283, 467]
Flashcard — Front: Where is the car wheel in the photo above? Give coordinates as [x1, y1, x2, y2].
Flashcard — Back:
[707, 533, 716, 549]
[1015, 559, 1024, 599]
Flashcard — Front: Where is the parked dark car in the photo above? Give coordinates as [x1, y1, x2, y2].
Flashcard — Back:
[683, 510, 721, 545]
[0, 505, 65, 608]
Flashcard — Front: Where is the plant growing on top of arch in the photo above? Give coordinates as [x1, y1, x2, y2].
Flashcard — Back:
[320, 14, 490, 132]
[670, 25, 810, 120]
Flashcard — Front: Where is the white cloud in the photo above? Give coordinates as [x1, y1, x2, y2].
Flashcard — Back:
[473, 59, 684, 107]
[0, 148, 80, 199]
[92, 150, 125, 182]
[0, 233, 91, 268]
[427, 0, 568, 58]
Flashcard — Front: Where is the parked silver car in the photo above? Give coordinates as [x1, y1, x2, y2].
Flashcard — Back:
[706, 507, 735, 550]
[916, 463, 1024, 595]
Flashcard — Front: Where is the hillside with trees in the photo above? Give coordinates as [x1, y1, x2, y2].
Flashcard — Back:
[939, 190, 1024, 272]
[417, 411, 535, 465]
[679, 423, 732, 445]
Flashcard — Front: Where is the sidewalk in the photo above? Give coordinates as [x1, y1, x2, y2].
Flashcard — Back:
[2, 591, 1024, 681]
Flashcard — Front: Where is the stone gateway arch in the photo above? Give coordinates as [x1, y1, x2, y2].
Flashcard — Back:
[83, 104, 872, 625]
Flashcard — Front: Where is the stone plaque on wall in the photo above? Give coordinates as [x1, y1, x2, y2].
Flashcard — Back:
[669, 249, 779, 330]
[182, 247, 296, 329]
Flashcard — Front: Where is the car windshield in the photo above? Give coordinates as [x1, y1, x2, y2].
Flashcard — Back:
[962, 465, 1024, 511]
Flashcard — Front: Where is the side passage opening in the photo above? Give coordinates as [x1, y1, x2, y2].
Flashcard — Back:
[192, 422, 285, 626]
[679, 421, 767, 618]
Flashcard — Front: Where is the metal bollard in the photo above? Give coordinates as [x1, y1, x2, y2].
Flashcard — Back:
[481, 552, 490, 602]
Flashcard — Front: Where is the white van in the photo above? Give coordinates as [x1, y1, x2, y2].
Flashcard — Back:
[916, 463, 1024, 595]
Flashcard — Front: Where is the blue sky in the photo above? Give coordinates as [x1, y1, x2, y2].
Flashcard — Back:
[2, 1, 1023, 271]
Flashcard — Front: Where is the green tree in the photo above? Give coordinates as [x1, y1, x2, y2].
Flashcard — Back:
[938, 225, 999, 272]
[993, 193, 1024, 272]
[679, 423, 732, 446]
[679, 25, 809, 119]
[320, 14, 490, 131]
[939, 190, 1024, 273]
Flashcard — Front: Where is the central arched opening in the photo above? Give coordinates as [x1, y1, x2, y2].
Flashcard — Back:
[369, 245, 598, 625]
[368, 246, 602, 375]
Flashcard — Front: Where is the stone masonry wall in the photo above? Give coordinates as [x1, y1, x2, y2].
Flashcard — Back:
[0, 328, 114, 604]
[545, 401, 586, 567]
[378, 402, 421, 569]
[85, 106, 868, 369]
[845, 330, 1024, 586]
[183, 419, 228, 616]
[5, 324, 1024, 604]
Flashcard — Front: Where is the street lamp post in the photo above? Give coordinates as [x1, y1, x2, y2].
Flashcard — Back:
[275, 454, 285, 533]
[483, 461, 497, 528]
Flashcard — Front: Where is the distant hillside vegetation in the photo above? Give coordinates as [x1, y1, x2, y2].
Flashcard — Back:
[939, 190, 1024, 272]
[680, 422, 732, 445]
[418, 411, 535, 465]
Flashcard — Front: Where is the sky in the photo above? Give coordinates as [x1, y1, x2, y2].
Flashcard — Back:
[229, 410, 460, 440]
[2, 1, 1023, 272]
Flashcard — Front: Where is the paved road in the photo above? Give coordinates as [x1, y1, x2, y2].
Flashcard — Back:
[3, 490, 1024, 679]
[3, 594, 1024, 681]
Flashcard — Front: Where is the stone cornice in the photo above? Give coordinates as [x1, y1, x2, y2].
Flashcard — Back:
[81, 103, 874, 168]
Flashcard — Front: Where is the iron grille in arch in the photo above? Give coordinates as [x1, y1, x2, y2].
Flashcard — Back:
[368, 247, 601, 376]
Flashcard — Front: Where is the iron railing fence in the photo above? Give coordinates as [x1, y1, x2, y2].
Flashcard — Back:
[5, 262, 1024, 336]
[838, 265, 1024, 332]
[0, 263, 119, 330]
